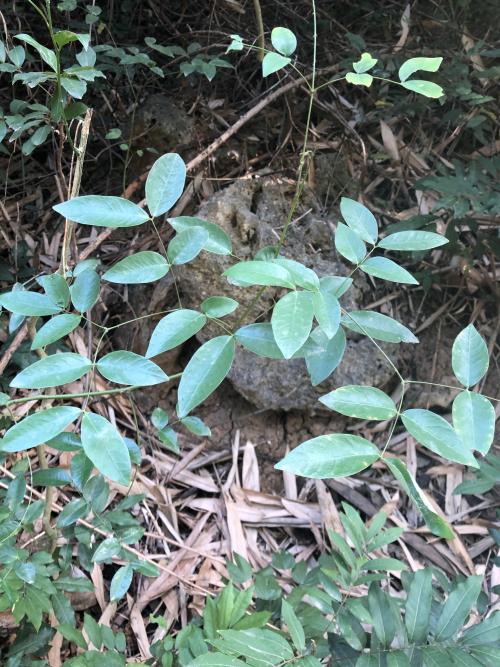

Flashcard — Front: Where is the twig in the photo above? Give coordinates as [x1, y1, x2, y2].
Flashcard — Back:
[253, 0, 265, 61]
[59, 109, 93, 274]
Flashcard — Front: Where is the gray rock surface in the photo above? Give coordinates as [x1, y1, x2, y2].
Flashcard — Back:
[176, 175, 401, 412]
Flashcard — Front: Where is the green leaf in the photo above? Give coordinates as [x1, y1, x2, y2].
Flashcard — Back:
[53, 30, 90, 49]
[235, 323, 284, 359]
[145, 152, 186, 217]
[0, 407, 81, 452]
[201, 296, 238, 318]
[271, 27, 297, 56]
[216, 628, 294, 664]
[305, 327, 346, 385]
[341, 311, 418, 343]
[262, 52, 291, 76]
[190, 655, 246, 666]
[469, 646, 500, 667]
[31, 314, 81, 349]
[462, 610, 500, 645]
[281, 599, 305, 651]
[32, 467, 72, 487]
[452, 391, 495, 455]
[272, 290, 314, 359]
[401, 80, 444, 98]
[110, 565, 133, 601]
[271, 257, 320, 290]
[168, 216, 232, 255]
[38, 273, 70, 307]
[405, 568, 433, 643]
[224, 260, 294, 289]
[361, 257, 418, 285]
[102, 251, 169, 284]
[15, 33, 57, 70]
[353, 52, 377, 73]
[275, 434, 379, 479]
[312, 289, 340, 339]
[319, 385, 397, 420]
[398, 56, 443, 82]
[335, 223, 366, 264]
[177, 335, 235, 417]
[58, 624, 87, 650]
[401, 409, 477, 467]
[70, 269, 100, 311]
[452, 324, 489, 387]
[368, 583, 396, 646]
[81, 412, 131, 485]
[384, 457, 454, 539]
[53, 195, 149, 228]
[346, 72, 373, 87]
[146, 309, 207, 357]
[10, 352, 92, 389]
[435, 575, 482, 641]
[97, 351, 168, 386]
[340, 197, 377, 243]
[61, 76, 86, 98]
[92, 537, 121, 563]
[181, 416, 211, 437]
[379, 230, 448, 251]
[0, 290, 61, 316]
[167, 227, 208, 265]
[56, 497, 89, 527]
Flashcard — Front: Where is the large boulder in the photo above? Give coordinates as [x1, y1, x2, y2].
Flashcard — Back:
[176, 175, 401, 412]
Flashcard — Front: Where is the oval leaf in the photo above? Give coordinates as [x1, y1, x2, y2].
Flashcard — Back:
[276, 434, 379, 479]
[341, 311, 418, 344]
[102, 251, 169, 284]
[97, 351, 168, 386]
[177, 335, 235, 418]
[81, 412, 131, 485]
[10, 352, 92, 389]
[340, 198, 378, 244]
[70, 269, 100, 311]
[146, 310, 207, 358]
[335, 223, 366, 264]
[401, 408, 478, 467]
[271, 27, 297, 56]
[235, 323, 285, 360]
[201, 296, 238, 318]
[53, 195, 149, 228]
[305, 327, 346, 386]
[272, 290, 314, 359]
[401, 80, 444, 98]
[312, 289, 340, 339]
[146, 153, 186, 217]
[379, 230, 448, 251]
[224, 261, 294, 289]
[320, 385, 397, 420]
[167, 227, 209, 265]
[0, 291, 61, 316]
[110, 565, 133, 602]
[452, 324, 489, 387]
[168, 216, 232, 255]
[452, 391, 495, 455]
[31, 314, 81, 349]
[361, 256, 418, 284]
[0, 407, 81, 452]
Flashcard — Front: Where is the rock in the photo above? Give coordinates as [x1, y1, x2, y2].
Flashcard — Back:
[176, 175, 402, 412]
[133, 94, 194, 154]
